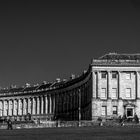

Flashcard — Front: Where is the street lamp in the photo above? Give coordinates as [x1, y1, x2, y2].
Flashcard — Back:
[78, 88, 81, 127]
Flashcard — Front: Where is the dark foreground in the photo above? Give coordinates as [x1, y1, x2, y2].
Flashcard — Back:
[0, 126, 140, 140]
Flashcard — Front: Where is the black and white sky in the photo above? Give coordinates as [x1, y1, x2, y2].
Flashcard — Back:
[0, 1, 140, 87]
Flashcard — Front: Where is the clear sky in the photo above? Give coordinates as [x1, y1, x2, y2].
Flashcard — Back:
[0, 1, 140, 87]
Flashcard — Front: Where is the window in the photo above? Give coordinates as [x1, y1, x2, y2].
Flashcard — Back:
[102, 106, 107, 116]
[113, 106, 117, 115]
[112, 88, 117, 98]
[112, 72, 117, 79]
[101, 88, 106, 98]
[126, 73, 131, 80]
[126, 88, 131, 98]
[101, 72, 107, 79]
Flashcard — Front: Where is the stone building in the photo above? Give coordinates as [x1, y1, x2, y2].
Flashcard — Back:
[0, 53, 140, 122]
[92, 53, 140, 121]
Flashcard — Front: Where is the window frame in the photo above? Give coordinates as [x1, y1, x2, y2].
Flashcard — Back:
[101, 88, 106, 98]
[125, 88, 131, 98]
[101, 106, 107, 116]
[112, 88, 117, 98]
[113, 106, 117, 115]
[112, 72, 117, 79]
[126, 73, 131, 80]
[101, 72, 107, 79]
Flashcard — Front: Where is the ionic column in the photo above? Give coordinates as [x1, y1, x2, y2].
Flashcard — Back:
[96, 71, 99, 98]
[41, 96, 44, 114]
[18, 99, 20, 115]
[8, 100, 13, 116]
[18, 99, 23, 115]
[14, 100, 17, 116]
[13, 100, 15, 116]
[24, 98, 28, 115]
[118, 71, 121, 99]
[53, 95, 55, 114]
[3, 100, 5, 116]
[4, 100, 8, 116]
[28, 98, 31, 114]
[65, 94, 68, 113]
[52, 95, 55, 114]
[136, 71, 139, 99]
[23, 99, 25, 115]
[21, 99, 24, 115]
[35, 97, 37, 114]
[32, 97, 36, 115]
[61, 95, 63, 113]
[11, 100, 14, 116]
[1, 101, 4, 116]
[93, 71, 97, 98]
[49, 95, 52, 114]
[8, 100, 10, 116]
[0, 101, 3, 116]
[107, 71, 111, 99]
[45, 95, 48, 114]
[20, 99, 23, 115]
[37, 97, 40, 114]
[73, 91, 76, 120]
[55, 94, 58, 114]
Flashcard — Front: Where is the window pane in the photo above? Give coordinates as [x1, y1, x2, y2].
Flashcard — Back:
[101, 88, 106, 98]
[101, 72, 106, 79]
[102, 106, 107, 116]
[126, 88, 131, 98]
[126, 73, 131, 80]
[112, 88, 117, 98]
[112, 72, 117, 78]
[113, 106, 117, 115]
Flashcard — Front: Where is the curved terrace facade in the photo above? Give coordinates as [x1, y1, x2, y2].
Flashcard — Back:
[0, 53, 140, 122]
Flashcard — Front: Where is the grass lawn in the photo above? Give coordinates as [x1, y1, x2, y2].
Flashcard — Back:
[0, 126, 139, 140]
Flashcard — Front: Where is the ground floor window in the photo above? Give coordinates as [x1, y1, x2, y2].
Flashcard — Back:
[101, 106, 107, 116]
[112, 106, 117, 115]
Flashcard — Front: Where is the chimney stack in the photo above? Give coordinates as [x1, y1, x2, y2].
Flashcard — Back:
[56, 78, 61, 83]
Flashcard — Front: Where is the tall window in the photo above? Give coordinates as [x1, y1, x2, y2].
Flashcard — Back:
[113, 106, 117, 115]
[101, 88, 106, 98]
[102, 106, 107, 116]
[112, 88, 117, 98]
[126, 88, 131, 98]
[101, 72, 107, 79]
[126, 73, 131, 80]
[112, 72, 117, 79]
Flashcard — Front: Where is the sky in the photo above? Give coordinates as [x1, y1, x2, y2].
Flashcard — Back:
[0, 1, 140, 87]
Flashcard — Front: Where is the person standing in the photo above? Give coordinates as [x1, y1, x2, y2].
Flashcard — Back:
[7, 119, 13, 130]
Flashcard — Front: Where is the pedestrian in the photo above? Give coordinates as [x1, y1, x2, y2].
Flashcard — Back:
[7, 119, 13, 130]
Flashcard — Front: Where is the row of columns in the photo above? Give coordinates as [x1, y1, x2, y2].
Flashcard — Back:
[55, 81, 92, 120]
[0, 95, 55, 117]
[93, 71, 140, 99]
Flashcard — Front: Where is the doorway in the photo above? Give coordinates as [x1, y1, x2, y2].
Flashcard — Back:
[126, 108, 133, 118]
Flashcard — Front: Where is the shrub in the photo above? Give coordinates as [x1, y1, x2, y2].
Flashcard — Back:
[134, 113, 139, 123]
